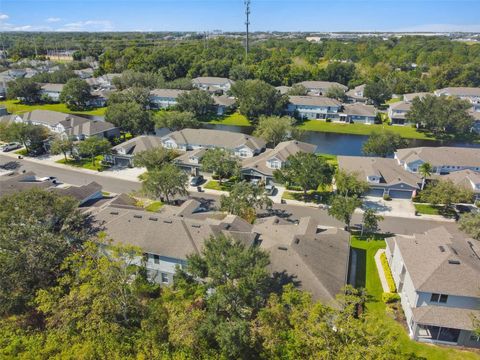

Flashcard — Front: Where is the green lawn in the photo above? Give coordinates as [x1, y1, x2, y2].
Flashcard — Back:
[282, 185, 333, 204]
[145, 201, 163, 212]
[203, 180, 234, 191]
[56, 155, 106, 172]
[414, 203, 457, 218]
[298, 120, 434, 140]
[0, 100, 107, 116]
[200, 112, 251, 127]
[351, 236, 480, 360]
[317, 153, 338, 167]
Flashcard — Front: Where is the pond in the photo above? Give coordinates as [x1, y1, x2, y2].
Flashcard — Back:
[79, 114, 480, 156]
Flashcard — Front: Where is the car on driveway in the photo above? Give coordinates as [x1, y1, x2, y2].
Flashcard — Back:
[190, 175, 204, 186]
[2, 142, 21, 152]
[264, 184, 276, 196]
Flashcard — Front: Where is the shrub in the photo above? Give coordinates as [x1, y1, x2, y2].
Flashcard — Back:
[380, 252, 396, 292]
[383, 194, 392, 201]
[382, 292, 401, 304]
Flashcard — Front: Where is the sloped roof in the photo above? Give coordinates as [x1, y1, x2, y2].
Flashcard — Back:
[343, 103, 376, 117]
[388, 227, 480, 297]
[52, 182, 102, 203]
[435, 87, 480, 97]
[413, 306, 480, 331]
[213, 95, 236, 107]
[403, 92, 430, 103]
[22, 110, 86, 127]
[64, 119, 117, 137]
[389, 101, 412, 112]
[40, 83, 64, 92]
[395, 147, 480, 168]
[289, 95, 342, 107]
[192, 77, 234, 86]
[150, 89, 187, 98]
[112, 135, 164, 155]
[0, 172, 52, 197]
[441, 169, 480, 192]
[296, 81, 348, 91]
[164, 128, 266, 151]
[345, 84, 366, 100]
[337, 156, 421, 188]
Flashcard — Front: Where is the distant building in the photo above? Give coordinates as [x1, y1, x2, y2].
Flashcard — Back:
[39, 83, 64, 102]
[191, 77, 235, 94]
[386, 227, 480, 348]
[213, 95, 236, 115]
[149, 89, 186, 109]
[287, 95, 342, 120]
[341, 103, 377, 124]
[294, 81, 347, 96]
[345, 84, 367, 103]
[388, 101, 412, 125]
[434, 87, 480, 104]
[403, 92, 431, 103]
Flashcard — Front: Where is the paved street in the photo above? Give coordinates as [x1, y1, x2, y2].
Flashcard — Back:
[0, 154, 461, 236]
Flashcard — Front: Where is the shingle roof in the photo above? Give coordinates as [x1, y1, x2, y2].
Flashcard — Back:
[242, 140, 317, 177]
[164, 128, 266, 152]
[389, 101, 412, 111]
[192, 77, 234, 86]
[213, 95, 236, 107]
[345, 84, 366, 100]
[395, 147, 480, 168]
[150, 89, 186, 98]
[296, 81, 348, 91]
[22, 110, 85, 127]
[337, 156, 421, 188]
[40, 83, 64, 92]
[52, 182, 102, 203]
[0, 172, 52, 197]
[343, 103, 376, 117]
[403, 92, 431, 103]
[64, 119, 117, 137]
[288, 95, 342, 107]
[112, 135, 164, 155]
[435, 87, 480, 97]
[388, 227, 480, 297]
[413, 306, 480, 331]
[440, 169, 480, 192]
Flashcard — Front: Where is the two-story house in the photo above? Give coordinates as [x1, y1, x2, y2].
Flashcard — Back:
[149, 89, 187, 109]
[160, 128, 266, 158]
[22, 110, 119, 140]
[441, 169, 480, 200]
[191, 77, 235, 94]
[241, 140, 317, 184]
[385, 227, 480, 348]
[403, 92, 430, 103]
[395, 147, 480, 174]
[388, 101, 412, 125]
[337, 156, 422, 199]
[341, 103, 377, 124]
[294, 81, 348, 96]
[287, 96, 342, 120]
[39, 83, 64, 102]
[345, 84, 367, 103]
[434, 87, 480, 104]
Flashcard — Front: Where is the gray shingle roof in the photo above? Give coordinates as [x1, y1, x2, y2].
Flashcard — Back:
[0, 172, 52, 197]
[403, 92, 431, 103]
[288, 95, 342, 107]
[40, 83, 64, 92]
[192, 77, 234, 86]
[112, 135, 164, 156]
[150, 89, 186, 98]
[213, 95, 236, 107]
[395, 147, 480, 168]
[52, 182, 102, 203]
[387, 227, 480, 297]
[413, 306, 480, 331]
[296, 81, 348, 91]
[389, 101, 412, 111]
[343, 103, 376, 117]
[435, 87, 480, 97]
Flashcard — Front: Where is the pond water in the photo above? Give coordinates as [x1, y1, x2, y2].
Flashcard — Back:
[80, 114, 480, 156]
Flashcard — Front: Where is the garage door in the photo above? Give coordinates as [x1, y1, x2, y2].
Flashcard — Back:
[389, 190, 413, 199]
[367, 188, 384, 197]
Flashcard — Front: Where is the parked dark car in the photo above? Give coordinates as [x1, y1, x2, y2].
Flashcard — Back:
[190, 175, 204, 186]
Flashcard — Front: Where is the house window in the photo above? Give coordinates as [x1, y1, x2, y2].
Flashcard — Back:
[161, 273, 169, 283]
[153, 254, 160, 264]
[430, 293, 448, 303]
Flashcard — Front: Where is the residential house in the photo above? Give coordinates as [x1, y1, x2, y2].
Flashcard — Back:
[337, 156, 422, 198]
[94, 200, 258, 285]
[341, 103, 377, 124]
[0, 171, 55, 198]
[287, 95, 342, 120]
[395, 147, 480, 174]
[388, 101, 412, 125]
[403, 92, 430, 103]
[73, 68, 95, 79]
[191, 77, 235, 94]
[385, 227, 480, 348]
[160, 128, 266, 158]
[434, 87, 480, 104]
[345, 84, 367, 103]
[295, 81, 348, 96]
[173, 148, 206, 175]
[241, 140, 317, 183]
[275, 85, 291, 95]
[39, 83, 64, 102]
[213, 95, 236, 115]
[439, 170, 480, 200]
[22, 110, 119, 140]
[253, 216, 351, 305]
[104, 135, 164, 167]
[149, 89, 187, 109]
[88, 89, 110, 107]
[52, 182, 103, 206]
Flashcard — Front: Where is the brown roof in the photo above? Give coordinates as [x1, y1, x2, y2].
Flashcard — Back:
[112, 135, 164, 155]
[413, 306, 480, 330]
[150, 89, 187, 98]
[52, 182, 102, 203]
[337, 156, 421, 188]
[441, 169, 480, 192]
[289, 95, 342, 107]
[388, 227, 480, 297]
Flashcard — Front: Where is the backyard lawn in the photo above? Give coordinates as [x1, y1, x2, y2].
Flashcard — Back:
[351, 236, 480, 360]
[0, 100, 107, 116]
[414, 203, 457, 218]
[200, 112, 251, 126]
[203, 180, 234, 191]
[56, 155, 106, 172]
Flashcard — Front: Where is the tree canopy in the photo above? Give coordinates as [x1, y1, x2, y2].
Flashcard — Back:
[362, 129, 408, 157]
[153, 110, 200, 131]
[201, 148, 240, 184]
[141, 163, 188, 204]
[176, 89, 215, 117]
[59, 78, 92, 110]
[253, 115, 301, 147]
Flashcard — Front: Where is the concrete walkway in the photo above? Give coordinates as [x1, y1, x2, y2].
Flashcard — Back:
[374, 249, 391, 293]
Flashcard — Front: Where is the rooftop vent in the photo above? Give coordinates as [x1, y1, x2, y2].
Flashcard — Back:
[110, 211, 119, 215]
[192, 224, 201, 228]
[224, 224, 231, 230]
[448, 259, 461, 265]
[149, 217, 158, 221]
[133, 214, 142, 219]
[294, 238, 300, 244]
[163, 220, 173, 224]
[439, 246, 445, 252]
[278, 246, 288, 251]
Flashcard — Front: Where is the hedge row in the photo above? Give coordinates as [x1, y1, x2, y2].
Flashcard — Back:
[380, 252, 397, 293]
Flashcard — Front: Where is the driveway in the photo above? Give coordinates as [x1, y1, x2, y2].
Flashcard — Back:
[361, 196, 416, 218]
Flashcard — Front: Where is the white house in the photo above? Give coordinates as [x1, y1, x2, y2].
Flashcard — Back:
[388, 101, 412, 125]
[294, 81, 348, 96]
[385, 227, 480, 348]
[345, 84, 367, 103]
[395, 147, 480, 174]
[191, 77, 235, 94]
[434, 87, 480, 104]
[341, 103, 377, 124]
[287, 96, 342, 120]
[39, 83, 64, 102]
[149, 89, 187, 109]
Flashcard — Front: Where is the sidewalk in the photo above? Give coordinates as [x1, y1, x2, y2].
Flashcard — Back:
[374, 249, 391, 293]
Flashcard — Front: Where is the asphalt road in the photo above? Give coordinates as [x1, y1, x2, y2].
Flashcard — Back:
[0, 154, 460, 236]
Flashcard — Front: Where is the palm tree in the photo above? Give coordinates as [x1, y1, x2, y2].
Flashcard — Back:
[418, 162, 432, 190]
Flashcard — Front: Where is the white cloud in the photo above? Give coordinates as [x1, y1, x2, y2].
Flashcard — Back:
[57, 20, 113, 32]
[0, 13, 9, 21]
[46, 17, 61, 23]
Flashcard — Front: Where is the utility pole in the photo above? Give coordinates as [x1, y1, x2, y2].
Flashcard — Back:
[244, 0, 250, 62]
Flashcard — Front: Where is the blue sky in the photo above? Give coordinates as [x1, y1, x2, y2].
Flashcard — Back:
[1, 0, 480, 32]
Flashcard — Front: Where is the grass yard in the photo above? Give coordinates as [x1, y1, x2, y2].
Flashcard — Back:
[203, 180, 234, 192]
[298, 119, 434, 140]
[200, 112, 252, 127]
[0, 100, 107, 116]
[56, 155, 106, 172]
[145, 201, 164, 212]
[414, 203, 457, 218]
[282, 185, 333, 204]
[351, 236, 480, 360]
[317, 153, 338, 167]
